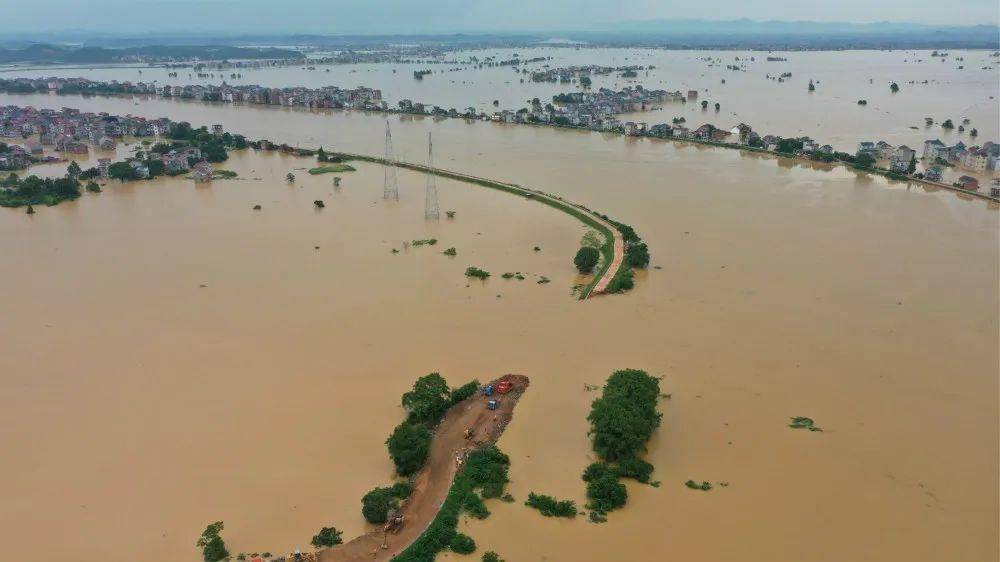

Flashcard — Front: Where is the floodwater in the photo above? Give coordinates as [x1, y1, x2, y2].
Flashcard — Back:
[3, 48, 998, 152]
[1, 53, 998, 562]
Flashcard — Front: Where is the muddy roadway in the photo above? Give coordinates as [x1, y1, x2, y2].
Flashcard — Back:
[308, 374, 530, 562]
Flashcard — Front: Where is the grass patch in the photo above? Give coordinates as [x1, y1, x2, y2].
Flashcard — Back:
[412, 238, 437, 246]
[685, 480, 713, 491]
[307, 164, 356, 175]
[443, 247, 457, 256]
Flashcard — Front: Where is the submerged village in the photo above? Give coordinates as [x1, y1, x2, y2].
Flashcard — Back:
[1, 74, 999, 203]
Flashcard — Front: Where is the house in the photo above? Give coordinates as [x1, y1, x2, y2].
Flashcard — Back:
[192, 161, 213, 183]
[623, 122, 638, 136]
[730, 123, 752, 144]
[922, 139, 946, 160]
[801, 139, 818, 153]
[890, 146, 915, 173]
[955, 175, 979, 190]
[762, 135, 780, 151]
[923, 165, 943, 181]
[694, 124, 715, 139]
[876, 140, 894, 159]
[687, 90, 698, 100]
[129, 160, 150, 179]
[857, 141, 877, 156]
[24, 139, 43, 154]
[98, 157, 111, 179]
[819, 144, 834, 154]
[961, 148, 988, 171]
[990, 179, 1000, 198]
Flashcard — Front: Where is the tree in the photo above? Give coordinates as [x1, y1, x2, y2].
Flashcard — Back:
[362, 483, 411, 524]
[808, 80, 815, 92]
[67, 160, 82, 178]
[587, 369, 662, 462]
[196, 521, 228, 562]
[402, 373, 451, 425]
[890, 82, 900, 93]
[482, 552, 504, 562]
[317, 146, 328, 162]
[941, 119, 954, 129]
[970, 128, 978, 137]
[855, 153, 876, 169]
[386, 422, 431, 476]
[574, 246, 600, 273]
[586, 472, 627, 513]
[450, 533, 476, 554]
[107, 161, 137, 182]
[579, 76, 592, 88]
[700, 100, 708, 109]
[311, 526, 343, 548]
[286, 173, 295, 183]
[907, 155, 917, 174]
[85, 181, 101, 193]
[626, 242, 649, 268]
[714, 102, 721, 111]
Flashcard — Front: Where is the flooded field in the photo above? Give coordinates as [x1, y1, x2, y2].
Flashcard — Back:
[1, 54, 998, 562]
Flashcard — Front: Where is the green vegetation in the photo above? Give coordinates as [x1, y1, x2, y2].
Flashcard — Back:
[586, 472, 628, 513]
[589, 369, 662, 461]
[286, 173, 295, 182]
[524, 493, 578, 518]
[463, 491, 490, 519]
[685, 480, 713, 491]
[0, 172, 81, 207]
[606, 268, 634, 293]
[482, 552, 504, 562]
[450, 533, 477, 554]
[196, 521, 228, 562]
[574, 246, 600, 273]
[310, 526, 343, 548]
[581, 370, 662, 518]
[386, 422, 432, 476]
[214, 170, 238, 179]
[789, 417, 823, 432]
[412, 238, 438, 246]
[446, 211, 456, 218]
[449, 380, 480, 406]
[890, 82, 900, 93]
[402, 373, 451, 426]
[85, 181, 101, 193]
[626, 242, 650, 268]
[465, 266, 490, 279]
[392, 446, 510, 562]
[443, 247, 457, 256]
[308, 164, 356, 175]
[362, 483, 413, 524]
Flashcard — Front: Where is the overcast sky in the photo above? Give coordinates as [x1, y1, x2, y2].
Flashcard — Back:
[2, 0, 998, 34]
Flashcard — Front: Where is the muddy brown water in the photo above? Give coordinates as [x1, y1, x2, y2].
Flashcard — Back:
[0, 82, 997, 562]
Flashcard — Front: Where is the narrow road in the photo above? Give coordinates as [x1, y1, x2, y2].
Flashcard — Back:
[312, 375, 530, 562]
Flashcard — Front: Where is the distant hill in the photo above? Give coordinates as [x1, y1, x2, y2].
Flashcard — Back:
[0, 44, 305, 64]
[583, 19, 1000, 49]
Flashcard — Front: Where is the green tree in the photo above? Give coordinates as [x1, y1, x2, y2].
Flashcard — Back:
[386, 422, 432, 476]
[85, 181, 101, 193]
[855, 153, 876, 169]
[310, 526, 343, 548]
[67, 160, 82, 178]
[574, 246, 600, 273]
[361, 483, 411, 524]
[402, 373, 451, 425]
[808, 80, 815, 92]
[107, 161, 137, 182]
[586, 472, 627, 513]
[890, 82, 900, 93]
[196, 521, 228, 562]
[587, 369, 662, 462]
[626, 242, 650, 268]
[482, 551, 504, 562]
[579, 76, 592, 88]
[450, 533, 476, 554]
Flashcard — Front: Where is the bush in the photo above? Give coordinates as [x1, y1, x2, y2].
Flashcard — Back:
[574, 246, 600, 273]
[450, 533, 477, 554]
[386, 422, 432, 476]
[626, 242, 649, 268]
[449, 380, 480, 406]
[482, 552, 504, 562]
[525, 493, 578, 518]
[616, 457, 654, 483]
[586, 473, 627, 513]
[465, 445, 510, 498]
[310, 526, 343, 548]
[401, 373, 451, 426]
[465, 266, 490, 279]
[606, 268, 634, 293]
[685, 480, 713, 491]
[463, 491, 490, 519]
[588, 369, 661, 461]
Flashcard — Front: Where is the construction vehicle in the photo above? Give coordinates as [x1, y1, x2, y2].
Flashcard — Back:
[383, 510, 404, 533]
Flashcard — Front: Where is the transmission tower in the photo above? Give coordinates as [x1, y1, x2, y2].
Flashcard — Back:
[383, 121, 399, 200]
[424, 132, 440, 220]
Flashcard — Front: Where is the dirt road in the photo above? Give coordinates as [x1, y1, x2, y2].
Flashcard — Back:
[311, 375, 530, 562]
